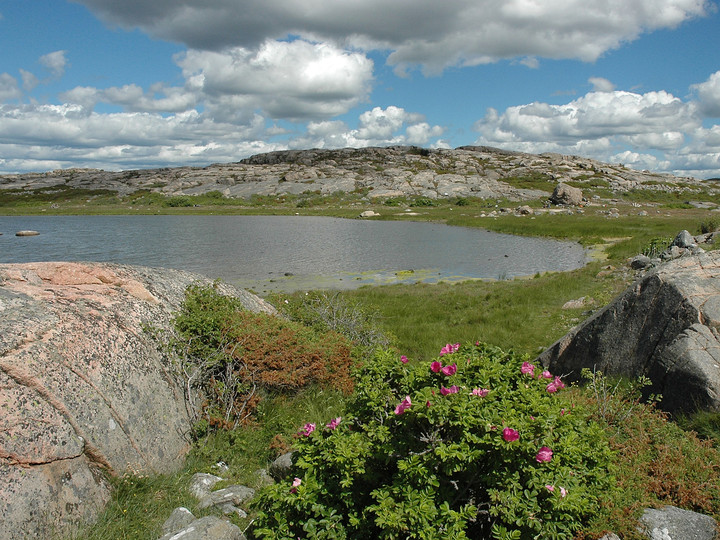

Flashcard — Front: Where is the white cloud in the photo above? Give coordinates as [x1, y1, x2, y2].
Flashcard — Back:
[0, 73, 21, 101]
[472, 86, 720, 178]
[475, 90, 698, 146]
[0, 103, 277, 171]
[692, 70, 720, 117]
[356, 106, 415, 139]
[39, 50, 68, 78]
[288, 107, 445, 150]
[19, 69, 39, 92]
[77, 0, 711, 74]
[406, 122, 445, 145]
[589, 77, 616, 92]
[176, 40, 373, 121]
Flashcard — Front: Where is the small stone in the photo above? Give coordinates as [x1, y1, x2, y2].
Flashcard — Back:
[269, 451, 294, 481]
[672, 230, 696, 249]
[198, 485, 255, 509]
[190, 473, 223, 500]
[157, 515, 246, 540]
[630, 255, 653, 270]
[162, 507, 196, 535]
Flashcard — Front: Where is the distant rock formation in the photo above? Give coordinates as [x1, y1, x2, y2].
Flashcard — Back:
[0, 146, 709, 202]
[0, 262, 275, 539]
[536, 251, 720, 414]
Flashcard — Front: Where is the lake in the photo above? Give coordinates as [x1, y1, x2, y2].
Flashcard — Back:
[0, 215, 587, 293]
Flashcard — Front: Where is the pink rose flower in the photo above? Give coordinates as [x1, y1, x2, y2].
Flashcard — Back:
[300, 422, 316, 437]
[290, 477, 301, 493]
[440, 385, 459, 396]
[545, 484, 555, 492]
[439, 343, 460, 356]
[502, 428, 519, 442]
[471, 388, 489, 397]
[521, 361, 535, 376]
[546, 382, 558, 393]
[560, 486, 568, 498]
[400, 355, 409, 364]
[554, 376, 566, 389]
[441, 363, 457, 376]
[394, 395, 412, 415]
[541, 370, 553, 379]
[536, 446, 553, 463]
[326, 417, 341, 430]
[430, 361, 442, 373]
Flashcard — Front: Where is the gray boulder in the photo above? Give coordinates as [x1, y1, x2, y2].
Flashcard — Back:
[157, 515, 246, 540]
[550, 182, 584, 206]
[639, 506, 717, 540]
[536, 251, 720, 414]
[162, 507, 197, 535]
[672, 229, 696, 249]
[0, 261, 275, 539]
[269, 451, 294, 480]
[630, 254, 653, 269]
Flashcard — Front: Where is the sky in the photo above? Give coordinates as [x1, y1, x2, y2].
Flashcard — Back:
[1, 1, 720, 179]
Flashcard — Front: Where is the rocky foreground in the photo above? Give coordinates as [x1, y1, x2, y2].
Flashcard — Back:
[0, 262, 274, 539]
[1, 146, 714, 201]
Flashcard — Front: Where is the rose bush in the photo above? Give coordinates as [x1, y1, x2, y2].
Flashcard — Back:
[251, 342, 615, 539]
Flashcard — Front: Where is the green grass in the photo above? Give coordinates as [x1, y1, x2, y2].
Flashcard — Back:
[332, 263, 625, 361]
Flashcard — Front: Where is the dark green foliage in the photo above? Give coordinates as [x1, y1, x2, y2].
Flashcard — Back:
[251, 343, 615, 539]
[163, 195, 194, 207]
[409, 197, 438, 207]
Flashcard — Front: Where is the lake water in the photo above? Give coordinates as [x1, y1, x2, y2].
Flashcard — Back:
[0, 215, 587, 293]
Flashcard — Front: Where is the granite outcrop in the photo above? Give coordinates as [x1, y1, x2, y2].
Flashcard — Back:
[0, 262, 275, 539]
[537, 251, 720, 414]
[1, 146, 711, 202]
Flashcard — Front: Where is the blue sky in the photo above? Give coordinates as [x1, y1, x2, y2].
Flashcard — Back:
[1, 0, 719, 178]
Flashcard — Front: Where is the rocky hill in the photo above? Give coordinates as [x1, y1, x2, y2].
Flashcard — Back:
[0, 145, 714, 201]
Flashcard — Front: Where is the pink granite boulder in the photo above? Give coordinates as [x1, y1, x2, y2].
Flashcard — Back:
[0, 262, 275, 539]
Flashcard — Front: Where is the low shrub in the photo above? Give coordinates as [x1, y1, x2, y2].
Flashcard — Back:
[251, 342, 615, 539]
[163, 195, 194, 207]
[410, 197, 438, 207]
[172, 283, 356, 434]
[640, 235, 673, 258]
[699, 218, 720, 234]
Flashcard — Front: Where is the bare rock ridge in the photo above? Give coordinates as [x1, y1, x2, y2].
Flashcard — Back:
[537, 251, 720, 414]
[0, 145, 711, 201]
[0, 262, 275, 540]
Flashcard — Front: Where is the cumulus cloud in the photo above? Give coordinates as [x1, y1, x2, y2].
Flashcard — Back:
[0, 103, 277, 171]
[0, 73, 21, 101]
[692, 70, 720, 117]
[0, 101, 445, 172]
[19, 69, 39, 92]
[475, 90, 698, 147]
[176, 40, 373, 121]
[39, 50, 68, 78]
[288, 107, 445, 150]
[589, 77, 616, 92]
[471, 86, 720, 177]
[77, 0, 711, 74]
